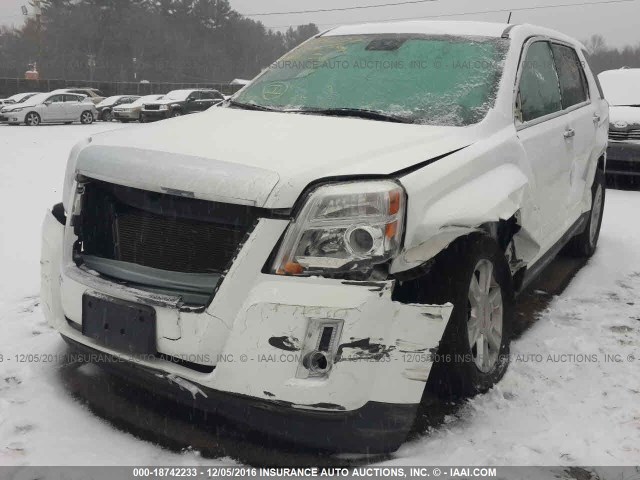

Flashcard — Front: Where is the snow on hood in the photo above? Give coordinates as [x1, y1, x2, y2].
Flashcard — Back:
[75, 107, 479, 208]
[599, 69, 640, 106]
[608, 105, 640, 126]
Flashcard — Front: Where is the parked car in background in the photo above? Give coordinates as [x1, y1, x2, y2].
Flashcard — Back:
[4, 92, 97, 126]
[96, 95, 141, 121]
[112, 94, 164, 122]
[140, 89, 224, 122]
[41, 21, 607, 454]
[599, 68, 640, 182]
[0, 92, 40, 122]
[56, 88, 106, 105]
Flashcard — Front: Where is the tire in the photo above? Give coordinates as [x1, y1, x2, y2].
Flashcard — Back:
[120, 119, 130, 123]
[64, 122, 72, 125]
[171, 110, 182, 118]
[140, 114, 147, 123]
[413, 234, 514, 400]
[25, 112, 41, 126]
[102, 110, 113, 122]
[80, 111, 94, 125]
[563, 169, 606, 257]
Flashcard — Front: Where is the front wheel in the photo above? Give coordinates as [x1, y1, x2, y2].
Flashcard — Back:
[170, 110, 182, 118]
[25, 112, 41, 126]
[414, 234, 514, 399]
[102, 110, 114, 122]
[80, 111, 94, 125]
[564, 169, 606, 257]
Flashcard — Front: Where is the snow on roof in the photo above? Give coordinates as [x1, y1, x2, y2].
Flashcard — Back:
[323, 21, 584, 49]
[324, 20, 510, 38]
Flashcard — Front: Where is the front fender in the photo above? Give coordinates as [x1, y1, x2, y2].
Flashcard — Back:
[393, 160, 534, 273]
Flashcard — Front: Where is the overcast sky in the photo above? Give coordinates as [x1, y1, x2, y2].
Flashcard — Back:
[0, 0, 638, 47]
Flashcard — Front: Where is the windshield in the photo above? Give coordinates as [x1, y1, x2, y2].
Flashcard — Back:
[135, 95, 163, 106]
[19, 93, 49, 105]
[9, 92, 37, 103]
[599, 70, 640, 106]
[164, 90, 191, 101]
[98, 96, 121, 107]
[234, 34, 508, 126]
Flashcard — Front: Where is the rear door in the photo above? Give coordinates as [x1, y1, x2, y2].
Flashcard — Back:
[550, 43, 599, 218]
[63, 94, 82, 120]
[516, 40, 572, 244]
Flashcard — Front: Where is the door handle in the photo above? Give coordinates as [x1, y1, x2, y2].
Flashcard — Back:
[564, 128, 575, 139]
[593, 113, 601, 124]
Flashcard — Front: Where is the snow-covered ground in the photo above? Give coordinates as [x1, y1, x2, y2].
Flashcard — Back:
[0, 124, 638, 469]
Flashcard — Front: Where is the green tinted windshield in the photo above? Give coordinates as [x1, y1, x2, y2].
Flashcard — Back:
[235, 34, 509, 126]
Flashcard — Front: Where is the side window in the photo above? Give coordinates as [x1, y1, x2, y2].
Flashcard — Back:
[63, 95, 79, 102]
[581, 50, 605, 99]
[551, 44, 588, 108]
[187, 91, 199, 101]
[199, 91, 214, 100]
[48, 95, 64, 103]
[518, 41, 563, 122]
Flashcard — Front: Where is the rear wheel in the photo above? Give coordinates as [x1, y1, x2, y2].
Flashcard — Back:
[408, 234, 513, 399]
[80, 111, 94, 125]
[563, 169, 605, 257]
[25, 112, 40, 126]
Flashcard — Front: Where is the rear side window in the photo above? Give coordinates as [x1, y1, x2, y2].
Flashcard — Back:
[63, 94, 80, 102]
[551, 44, 588, 108]
[518, 41, 562, 122]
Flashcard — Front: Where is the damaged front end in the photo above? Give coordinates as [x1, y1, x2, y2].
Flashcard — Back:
[41, 174, 454, 453]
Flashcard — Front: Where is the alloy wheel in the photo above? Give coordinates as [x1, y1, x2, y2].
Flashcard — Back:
[467, 259, 503, 373]
[26, 113, 40, 126]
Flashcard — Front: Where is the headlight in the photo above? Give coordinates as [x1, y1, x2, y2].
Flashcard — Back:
[9, 107, 23, 113]
[271, 180, 406, 277]
[159, 104, 169, 110]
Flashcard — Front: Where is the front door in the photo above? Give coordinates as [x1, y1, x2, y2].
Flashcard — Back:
[44, 94, 66, 122]
[516, 40, 573, 246]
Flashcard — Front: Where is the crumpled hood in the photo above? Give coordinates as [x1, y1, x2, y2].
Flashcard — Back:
[609, 106, 640, 127]
[75, 107, 481, 208]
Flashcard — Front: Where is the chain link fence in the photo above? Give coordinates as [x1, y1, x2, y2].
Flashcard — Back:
[0, 78, 243, 97]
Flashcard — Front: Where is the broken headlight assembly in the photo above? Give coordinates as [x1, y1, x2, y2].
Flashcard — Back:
[271, 180, 406, 278]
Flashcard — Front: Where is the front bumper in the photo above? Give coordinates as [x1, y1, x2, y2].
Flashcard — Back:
[113, 110, 139, 121]
[606, 141, 640, 176]
[63, 335, 418, 453]
[141, 109, 170, 121]
[41, 205, 452, 452]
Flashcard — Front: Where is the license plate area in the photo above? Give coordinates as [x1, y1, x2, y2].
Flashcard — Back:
[82, 293, 156, 355]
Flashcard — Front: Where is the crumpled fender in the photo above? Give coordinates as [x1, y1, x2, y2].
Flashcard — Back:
[393, 163, 533, 273]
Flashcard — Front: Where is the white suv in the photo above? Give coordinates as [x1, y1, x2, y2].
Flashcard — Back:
[40, 21, 608, 453]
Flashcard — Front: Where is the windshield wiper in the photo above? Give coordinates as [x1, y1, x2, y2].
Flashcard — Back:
[291, 107, 413, 124]
[227, 100, 281, 112]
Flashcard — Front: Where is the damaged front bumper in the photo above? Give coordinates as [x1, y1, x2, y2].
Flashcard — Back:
[41, 206, 452, 453]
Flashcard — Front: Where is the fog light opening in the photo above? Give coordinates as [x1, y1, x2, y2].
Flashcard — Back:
[304, 350, 331, 374]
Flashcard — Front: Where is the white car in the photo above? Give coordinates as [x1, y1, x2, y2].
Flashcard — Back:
[0, 92, 40, 122]
[40, 21, 608, 453]
[4, 92, 98, 126]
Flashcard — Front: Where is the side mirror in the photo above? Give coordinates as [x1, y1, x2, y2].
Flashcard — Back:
[44, 101, 52, 106]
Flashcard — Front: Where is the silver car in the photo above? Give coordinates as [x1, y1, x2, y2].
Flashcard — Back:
[4, 92, 98, 126]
